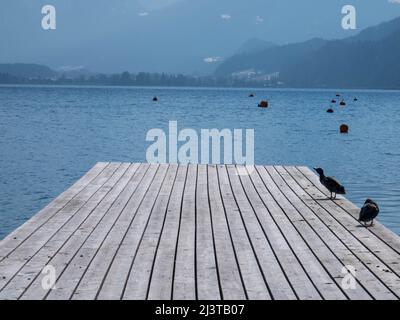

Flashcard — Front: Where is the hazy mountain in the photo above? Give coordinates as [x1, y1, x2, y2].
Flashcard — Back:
[346, 15, 400, 42]
[0, 63, 57, 78]
[280, 26, 400, 88]
[215, 38, 328, 76]
[1, 0, 400, 73]
[236, 38, 276, 54]
[215, 16, 400, 88]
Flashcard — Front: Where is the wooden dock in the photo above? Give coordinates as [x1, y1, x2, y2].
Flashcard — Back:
[1, 163, 400, 300]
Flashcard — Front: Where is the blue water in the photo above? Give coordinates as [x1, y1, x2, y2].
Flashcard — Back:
[0, 85, 399, 239]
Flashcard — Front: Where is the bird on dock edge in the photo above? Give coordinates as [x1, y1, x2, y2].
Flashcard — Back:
[359, 199, 380, 227]
[314, 167, 346, 200]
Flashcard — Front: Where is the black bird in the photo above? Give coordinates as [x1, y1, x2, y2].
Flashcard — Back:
[359, 199, 379, 227]
[314, 168, 346, 199]
[153, 96, 158, 102]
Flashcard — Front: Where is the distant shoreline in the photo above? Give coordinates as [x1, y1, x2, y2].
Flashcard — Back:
[1, 83, 400, 92]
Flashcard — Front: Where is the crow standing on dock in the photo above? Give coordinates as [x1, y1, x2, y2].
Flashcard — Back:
[359, 199, 380, 227]
[314, 167, 346, 199]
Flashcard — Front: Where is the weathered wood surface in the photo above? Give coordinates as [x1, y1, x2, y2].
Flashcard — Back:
[1, 163, 399, 300]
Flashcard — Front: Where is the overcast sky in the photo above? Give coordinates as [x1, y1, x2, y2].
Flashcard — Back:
[137, 0, 181, 10]
[1, 0, 400, 73]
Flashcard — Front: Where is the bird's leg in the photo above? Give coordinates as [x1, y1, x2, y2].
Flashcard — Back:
[370, 220, 374, 227]
[330, 191, 333, 200]
[333, 193, 337, 200]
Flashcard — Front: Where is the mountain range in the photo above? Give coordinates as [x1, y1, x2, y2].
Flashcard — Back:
[216, 16, 400, 89]
[0, 63, 56, 78]
[3, 12, 400, 89]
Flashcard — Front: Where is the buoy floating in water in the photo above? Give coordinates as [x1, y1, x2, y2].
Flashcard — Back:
[336, 94, 341, 97]
[354, 97, 358, 101]
[326, 108, 334, 113]
[331, 99, 337, 103]
[340, 124, 349, 134]
[153, 96, 158, 102]
[340, 100, 346, 106]
[258, 100, 269, 108]
[249, 93, 255, 97]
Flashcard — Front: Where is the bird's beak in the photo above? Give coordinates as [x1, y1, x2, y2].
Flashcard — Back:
[313, 167, 317, 171]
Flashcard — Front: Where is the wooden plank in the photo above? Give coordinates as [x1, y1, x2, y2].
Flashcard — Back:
[16, 163, 133, 300]
[0, 164, 136, 299]
[278, 167, 398, 299]
[256, 165, 347, 300]
[195, 164, 221, 300]
[207, 165, 246, 300]
[172, 164, 197, 300]
[227, 165, 297, 300]
[285, 166, 400, 299]
[0, 162, 109, 261]
[67, 163, 149, 300]
[0, 163, 121, 296]
[45, 163, 140, 300]
[34, 163, 145, 300]
[299, 166, 400, 255]
[217, 165, 271, 300]
[271, 166, 389, 300]
[70, 163, 156, 300]
[246, 166, 322, 300]
[146, 165, 189, 300]
[294, 167, 400, 279]
[122, 165, 178, 300]
[20, 163, 156, 300]
[96, 164, 166, 300]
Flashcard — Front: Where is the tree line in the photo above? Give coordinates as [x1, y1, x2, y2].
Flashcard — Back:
[0, 71, 277, 88]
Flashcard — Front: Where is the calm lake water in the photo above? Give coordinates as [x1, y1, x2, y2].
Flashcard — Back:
[0, 85, 399, 239]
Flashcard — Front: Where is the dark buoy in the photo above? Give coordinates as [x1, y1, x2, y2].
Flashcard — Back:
[336, 94, 341, 97]
[258, 100, 269, 108]
[249, 93, 255, 97]
[153, 96, 158, 102]
[340, 100, 346, 106]
[331, 99, 337, 103]
[354, 97, 358, 101]
[326, 108, 334, 113]
[340, 124, 349, 134]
